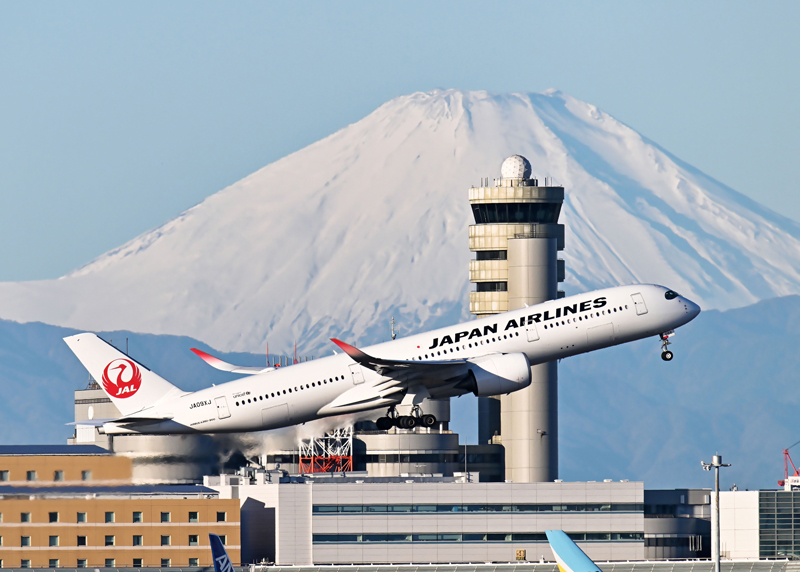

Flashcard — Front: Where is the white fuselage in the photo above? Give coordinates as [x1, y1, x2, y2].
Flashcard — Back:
[114, 284, 699, 435]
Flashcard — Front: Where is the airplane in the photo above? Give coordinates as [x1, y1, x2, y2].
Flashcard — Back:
[63, 284, 700, 436]
[210, 533, 235, 571]
[546, 529, 602, 572]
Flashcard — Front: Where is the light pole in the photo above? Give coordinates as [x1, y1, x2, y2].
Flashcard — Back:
[702, 454, 731, 572]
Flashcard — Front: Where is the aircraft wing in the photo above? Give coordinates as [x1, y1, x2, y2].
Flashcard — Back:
[191, 348, 275, 375]
[330, 339, 470, 381]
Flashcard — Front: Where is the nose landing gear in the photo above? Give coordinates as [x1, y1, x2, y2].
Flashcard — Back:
[660, 330, 675, 361]
[376, 405, 437, 431]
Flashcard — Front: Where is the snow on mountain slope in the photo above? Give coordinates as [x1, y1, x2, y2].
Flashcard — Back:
[1, 89, 799, 353]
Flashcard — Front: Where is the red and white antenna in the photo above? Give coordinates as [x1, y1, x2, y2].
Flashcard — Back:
[779, 439, 800, 488]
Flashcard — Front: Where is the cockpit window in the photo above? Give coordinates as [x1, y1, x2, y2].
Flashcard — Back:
[664, 290, 679, 300]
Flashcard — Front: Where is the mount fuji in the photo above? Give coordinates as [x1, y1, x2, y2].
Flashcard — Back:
[1, 89, 799, 354]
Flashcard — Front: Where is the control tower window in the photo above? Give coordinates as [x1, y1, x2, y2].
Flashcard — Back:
[476, 250, 507, 261]
[471, 203, 561, 225]
[476, 282, 507, 292]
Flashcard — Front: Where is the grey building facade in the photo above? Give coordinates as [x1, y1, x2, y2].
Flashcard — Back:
[207, 474, 644, 565]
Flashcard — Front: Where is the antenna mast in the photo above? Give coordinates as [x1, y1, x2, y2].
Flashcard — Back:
[391, 316, 396, 340]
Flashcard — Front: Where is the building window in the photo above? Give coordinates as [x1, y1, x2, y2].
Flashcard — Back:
[105, 511, 115, 523]
[20, 513, 30, 523]
[76, 559, 87, 568]
[105, 559, 115, 567]
[189, 511, 199, 523]
[20, 536, 30, 547]
[77, 512, 86, 523]
[161, 559, 171, 567]
[133, 535, 142, 546]
[189, 558, 199, 566]
[0, 471, 7, 481]
[216, 511, 226, 522]
[0, 535, 3, 546]
[132, 559, 143, 568]
[0, 512, 3, 522]
[49, 560, 59, 568]
[53, 470, 64, 482]
[105, 535, 115, 546]
[161, 535, 171, 546]
[48, 535, 58, 547]
[476, 281, 507, 292]
[77, 536, 87, 546]
[161, 511, 170, 523]
[189, 534, 199, 546]
[218, 534, 226, 545]
[20, 560, 30, 569]
[132, 511, 142, 523]
[48, 512, 58, 523]
[25, 471, 36, 481]
[81, 470, 91, 481]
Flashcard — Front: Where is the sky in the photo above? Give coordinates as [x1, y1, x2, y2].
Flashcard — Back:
[1, 1, 798, 281]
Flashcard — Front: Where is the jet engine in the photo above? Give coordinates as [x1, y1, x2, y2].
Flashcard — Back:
[459, 352, 532, 397]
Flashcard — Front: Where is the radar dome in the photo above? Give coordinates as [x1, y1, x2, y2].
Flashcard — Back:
[500, 155, 532, 180]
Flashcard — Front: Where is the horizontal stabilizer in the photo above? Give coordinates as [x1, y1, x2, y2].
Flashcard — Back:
[191, 348, 274, 375]
[68, 414, 174, 427]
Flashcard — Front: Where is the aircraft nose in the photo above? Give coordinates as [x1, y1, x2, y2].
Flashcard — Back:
[685, 298, 701, 320]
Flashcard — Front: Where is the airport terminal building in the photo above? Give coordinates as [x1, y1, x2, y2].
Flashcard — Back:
[206, 472, 645, 565]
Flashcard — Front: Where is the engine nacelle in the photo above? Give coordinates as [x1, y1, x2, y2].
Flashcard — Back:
[463, 352, 531, 397]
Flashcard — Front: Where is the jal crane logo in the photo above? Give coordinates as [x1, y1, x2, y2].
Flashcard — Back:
[101, 358, 142, 399]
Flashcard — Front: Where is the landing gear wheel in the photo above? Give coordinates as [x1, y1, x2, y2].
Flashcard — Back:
[376, 417, 394, 431]
[421, 414, 437, 428]
[398, 416, 417, 429]
[659, 331, 675, 362]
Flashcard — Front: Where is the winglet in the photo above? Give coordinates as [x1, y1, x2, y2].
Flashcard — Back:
[191, 348, 272, 375]
[191, 348, 229, 370]
[330, 338, 370, 361]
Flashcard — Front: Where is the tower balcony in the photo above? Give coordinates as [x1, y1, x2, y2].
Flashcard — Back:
[469, 259, 508, 282]
[469, 223, 565, 251]
[469, 186, 564, 203]
[469, 291, 508, 315]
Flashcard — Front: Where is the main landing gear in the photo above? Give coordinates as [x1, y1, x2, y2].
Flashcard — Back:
[376, 406, 437, 431]
[660, 330, 675, 361]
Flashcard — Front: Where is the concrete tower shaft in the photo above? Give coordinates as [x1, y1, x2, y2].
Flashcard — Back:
[469, 156, 565, 483]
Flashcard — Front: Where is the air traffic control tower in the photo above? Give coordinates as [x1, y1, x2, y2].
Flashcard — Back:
[469, 155, 565, 483]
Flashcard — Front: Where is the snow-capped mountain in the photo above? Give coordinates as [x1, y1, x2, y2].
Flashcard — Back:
[1, 89, 799, 353]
